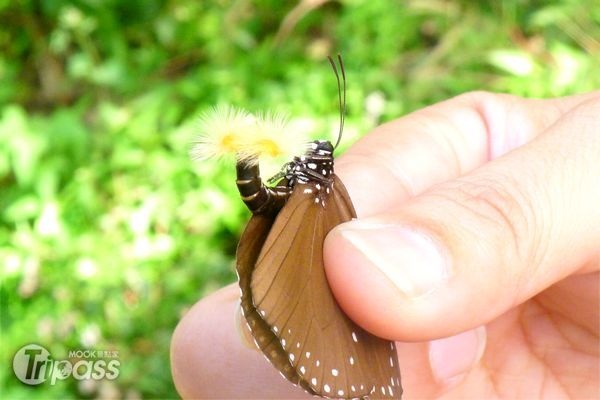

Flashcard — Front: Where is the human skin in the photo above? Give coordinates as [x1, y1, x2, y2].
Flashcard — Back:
[171, 91, 600, 399]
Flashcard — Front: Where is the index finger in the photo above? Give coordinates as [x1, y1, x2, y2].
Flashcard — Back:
[336, 90, 600, 216]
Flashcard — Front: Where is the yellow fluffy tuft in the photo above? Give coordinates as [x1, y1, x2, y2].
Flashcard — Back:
[190, 105, 257, 163]
[246, 111, 306, 161]
[191, 105, 309, 178]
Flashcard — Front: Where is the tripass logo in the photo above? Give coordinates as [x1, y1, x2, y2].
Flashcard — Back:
[12, 344, 120, 385]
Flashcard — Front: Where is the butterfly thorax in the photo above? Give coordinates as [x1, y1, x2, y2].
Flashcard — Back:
[283, 140, 334, 187]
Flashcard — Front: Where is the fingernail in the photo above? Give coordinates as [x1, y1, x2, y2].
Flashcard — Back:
[428, 326, 487, 386]
[234, 300, 258, 350]
[339, 222, 452, 298]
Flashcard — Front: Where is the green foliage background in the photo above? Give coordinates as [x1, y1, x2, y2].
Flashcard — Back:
[1, 0, 598, 398]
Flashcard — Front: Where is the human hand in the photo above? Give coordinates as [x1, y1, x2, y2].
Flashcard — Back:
[171, 91, 600, 399]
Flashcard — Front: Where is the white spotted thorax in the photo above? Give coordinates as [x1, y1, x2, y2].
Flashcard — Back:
[276, 139, 335, 208]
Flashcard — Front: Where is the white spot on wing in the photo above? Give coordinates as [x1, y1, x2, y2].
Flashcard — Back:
[281, 339, 286, 346]
[307, 162, 317, 169]
[311, 377, 317, 386]
[337, 390, 344, 396]
[300, 366, 305, 374]
[351, 385, 356, 392]
[289, 354, 295, 362]
[389, 356, 394, 367]
[306, 352, 311, 358]
[273, 326, 278, 333]
[316, 360, 320, 367]
[389, 386, 394, 396]
[349, 356, 354, 365]
[296, 342, 300, 348]
[331, 369, 338, 376]
[303, 188, 313, 194]
[352, 332, 358, 342]
[324, 384, 331, 393]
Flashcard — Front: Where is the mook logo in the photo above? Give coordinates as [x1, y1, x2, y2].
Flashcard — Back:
[12, 344, 120, 385]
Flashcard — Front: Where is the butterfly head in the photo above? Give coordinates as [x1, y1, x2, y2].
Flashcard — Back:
[306, 140, 334, 156]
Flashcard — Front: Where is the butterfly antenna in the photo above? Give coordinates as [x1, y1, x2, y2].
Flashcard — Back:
[327, 54, 346, 150]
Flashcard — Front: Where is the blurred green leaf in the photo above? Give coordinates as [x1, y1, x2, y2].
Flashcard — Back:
[3, 195, 40, 222]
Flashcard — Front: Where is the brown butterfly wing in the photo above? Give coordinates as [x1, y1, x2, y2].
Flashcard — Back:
[250, 176, 402, 399]
[236, 212, 318, 395]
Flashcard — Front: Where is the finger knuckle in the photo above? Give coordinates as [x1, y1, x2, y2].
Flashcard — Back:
[445, 177, 542, 265]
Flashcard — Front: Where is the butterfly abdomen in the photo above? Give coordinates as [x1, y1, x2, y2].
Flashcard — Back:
[236, 161, 290, 215]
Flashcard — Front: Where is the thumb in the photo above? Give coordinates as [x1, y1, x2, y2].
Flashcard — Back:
[324, 98, 600, 342]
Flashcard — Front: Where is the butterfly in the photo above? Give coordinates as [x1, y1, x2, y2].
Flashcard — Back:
[192, 56, 402, 399]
